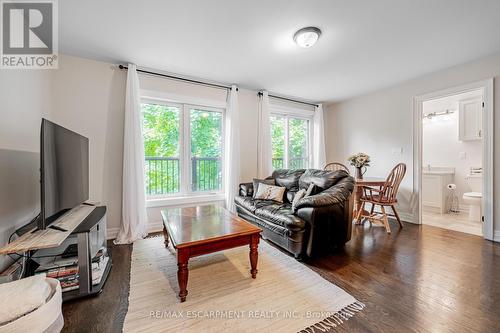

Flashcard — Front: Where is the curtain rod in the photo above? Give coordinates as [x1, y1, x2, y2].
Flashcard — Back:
[118, 65, 237, 91]
[257, 91, 318, 108]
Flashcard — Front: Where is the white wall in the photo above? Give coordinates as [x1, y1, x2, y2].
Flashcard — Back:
[422, 105, 482, 206]
[0, 70, 52, 271]
[325, 51, 500, 240]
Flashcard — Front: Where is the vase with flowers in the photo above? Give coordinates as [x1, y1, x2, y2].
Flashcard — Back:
[348, 153, 371, 179]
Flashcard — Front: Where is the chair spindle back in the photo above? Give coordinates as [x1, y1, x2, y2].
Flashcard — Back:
[381, 163, 406, 202]
[324, 162, 350, 174]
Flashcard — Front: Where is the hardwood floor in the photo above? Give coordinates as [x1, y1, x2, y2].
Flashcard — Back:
[62, 221, 500, 333]
[61, 241, 132, 333]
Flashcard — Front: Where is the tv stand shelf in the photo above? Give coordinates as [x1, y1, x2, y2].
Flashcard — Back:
[0, 205, 95, 255]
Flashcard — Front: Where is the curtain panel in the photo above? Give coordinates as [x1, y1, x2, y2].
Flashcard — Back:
[115, 64, 148, 244]
[224, 85, 240, 212]
[257, 91, 273, 178]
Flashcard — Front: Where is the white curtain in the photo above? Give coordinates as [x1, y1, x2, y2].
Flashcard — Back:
[257, 91, 273, 178]
[313, 103, 327, 169]
[115, 64, 148, 244]
[224, 85, 240, 212]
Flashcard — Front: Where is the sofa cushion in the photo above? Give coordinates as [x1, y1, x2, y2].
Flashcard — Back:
[291, 189, 306, 212]
[299, 169, 349, 192]
[254, 203, 306, 231]
[254, 183, 286, 202]
[305, 183, 319, 196]
[234, 196, 274, 213]
[271, 169, 305, 191]
[252, 178, 275, 197]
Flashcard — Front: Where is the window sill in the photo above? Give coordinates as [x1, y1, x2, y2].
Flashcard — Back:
[146, 193, 225, 208]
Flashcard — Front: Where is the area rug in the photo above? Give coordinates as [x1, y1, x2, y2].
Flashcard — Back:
[123, 237, 364, 333]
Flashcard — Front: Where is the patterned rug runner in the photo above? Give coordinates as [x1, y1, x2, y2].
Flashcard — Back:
[124, 237, 364, 332]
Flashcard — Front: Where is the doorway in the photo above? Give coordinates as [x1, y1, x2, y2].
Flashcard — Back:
[413, 80, 494, 240]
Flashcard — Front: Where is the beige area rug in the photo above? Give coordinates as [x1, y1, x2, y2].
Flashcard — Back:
[123, 237, 364, 333]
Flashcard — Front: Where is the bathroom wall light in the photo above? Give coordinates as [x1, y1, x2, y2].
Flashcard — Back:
[294, 27, 322, 48]
[423, 109, 455, 121]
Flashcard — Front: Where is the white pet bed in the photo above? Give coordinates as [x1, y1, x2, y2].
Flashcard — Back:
[0, 276, 63, 333]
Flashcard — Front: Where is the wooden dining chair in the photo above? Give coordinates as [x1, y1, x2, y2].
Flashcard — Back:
[324, 162, 350, 173]
[356, 163, 406, 234]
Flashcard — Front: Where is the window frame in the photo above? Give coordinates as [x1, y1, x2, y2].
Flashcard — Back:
[270, 106, 314, 170]
[141, 97, 226, 200]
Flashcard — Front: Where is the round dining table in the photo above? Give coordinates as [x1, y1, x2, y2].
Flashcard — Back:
[353, 177, 386, 223]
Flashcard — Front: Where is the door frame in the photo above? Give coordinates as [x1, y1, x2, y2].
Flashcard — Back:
[412, 79, 494, 240]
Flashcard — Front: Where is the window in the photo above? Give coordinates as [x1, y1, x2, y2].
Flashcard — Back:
[142, 100, 224, 197]
[270, 114, 311, 169]
[189, 108, 223, 192]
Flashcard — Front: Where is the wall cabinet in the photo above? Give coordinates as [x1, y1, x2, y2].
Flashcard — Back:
[459, 98, 482, 141]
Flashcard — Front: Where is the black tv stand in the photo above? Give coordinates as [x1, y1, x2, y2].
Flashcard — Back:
[26, 206, 112, 302]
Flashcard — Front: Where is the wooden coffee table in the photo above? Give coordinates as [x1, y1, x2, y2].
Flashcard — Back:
[161, 205, 262, 302]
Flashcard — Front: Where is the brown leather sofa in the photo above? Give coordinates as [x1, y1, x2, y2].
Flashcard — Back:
[234, 169, 354, 258]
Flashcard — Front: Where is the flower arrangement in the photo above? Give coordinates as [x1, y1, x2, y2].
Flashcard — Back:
[348, 153, 371, 168]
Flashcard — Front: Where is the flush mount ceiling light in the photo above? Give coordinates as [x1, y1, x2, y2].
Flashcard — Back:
[293, 27, 322, 48]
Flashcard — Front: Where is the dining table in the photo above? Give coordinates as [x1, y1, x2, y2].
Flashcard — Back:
[353, 177, 386, 224]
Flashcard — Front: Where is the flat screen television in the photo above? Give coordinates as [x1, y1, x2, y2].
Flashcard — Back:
[39, 118, 89, 230]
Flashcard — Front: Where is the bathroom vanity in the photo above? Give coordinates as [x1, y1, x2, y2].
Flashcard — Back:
[422, 167, 455, 214]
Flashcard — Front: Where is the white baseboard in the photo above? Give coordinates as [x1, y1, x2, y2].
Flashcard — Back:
[494, 231, 500, 243]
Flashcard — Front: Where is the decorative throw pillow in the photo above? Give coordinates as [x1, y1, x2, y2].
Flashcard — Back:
[252, 178, 275, 198]
[254, 183, 286, 203]
[291, 189, 307, 212]
[305, 183, 318, 197]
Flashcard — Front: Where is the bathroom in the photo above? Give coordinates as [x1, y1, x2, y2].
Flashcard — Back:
[422, 89, 483, 236]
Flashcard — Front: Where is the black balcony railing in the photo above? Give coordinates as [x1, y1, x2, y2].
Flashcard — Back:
[272, 157, 308, 170]
[191, 157, 222, 192]
[145, 156, 222, 195]
[272, 158, 284, 169]
[145, 157, 180, 195]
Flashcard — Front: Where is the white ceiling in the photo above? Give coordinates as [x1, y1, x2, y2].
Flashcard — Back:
[59, 0, 500, 102]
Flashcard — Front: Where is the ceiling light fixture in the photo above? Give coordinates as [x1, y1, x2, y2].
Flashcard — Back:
[293, 27, 322, 48]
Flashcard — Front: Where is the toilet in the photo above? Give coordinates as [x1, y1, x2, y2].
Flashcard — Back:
[462, 171, 482, 222]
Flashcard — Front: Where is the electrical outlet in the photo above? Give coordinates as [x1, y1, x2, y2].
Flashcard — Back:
[459, 152, 467, 160]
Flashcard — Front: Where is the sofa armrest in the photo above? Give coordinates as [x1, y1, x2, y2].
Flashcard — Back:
[239, 182, 254, 197]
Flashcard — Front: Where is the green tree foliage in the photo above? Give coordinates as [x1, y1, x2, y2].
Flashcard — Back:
[142, 103, 179, 157]
[190, 109, 222, 157]
[288, 118, 308, 168]
[270, 116, 285, 169]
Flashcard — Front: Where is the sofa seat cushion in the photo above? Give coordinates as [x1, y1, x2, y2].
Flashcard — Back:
[254, 204, 306, 231]
[234, 196, 274, 213]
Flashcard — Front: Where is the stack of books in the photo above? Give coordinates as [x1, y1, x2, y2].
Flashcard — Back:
[35, 247, 109, 292]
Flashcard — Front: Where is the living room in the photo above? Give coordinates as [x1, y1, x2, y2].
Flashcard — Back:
[1, 1, 500, 332]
